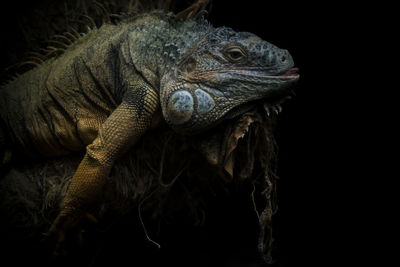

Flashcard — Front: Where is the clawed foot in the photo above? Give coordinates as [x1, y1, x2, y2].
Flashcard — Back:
[47, 210, 97, 256]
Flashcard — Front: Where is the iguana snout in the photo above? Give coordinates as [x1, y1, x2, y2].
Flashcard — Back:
[160, 26, 299, 134]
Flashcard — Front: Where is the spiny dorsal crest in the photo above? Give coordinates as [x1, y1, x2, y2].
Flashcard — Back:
[1, 0, 211, 83]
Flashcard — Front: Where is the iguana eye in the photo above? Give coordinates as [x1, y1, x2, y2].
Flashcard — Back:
[224, 46, 247, 63]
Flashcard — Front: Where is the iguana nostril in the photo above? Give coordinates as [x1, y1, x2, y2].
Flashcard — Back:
[279, 50, 292, 65]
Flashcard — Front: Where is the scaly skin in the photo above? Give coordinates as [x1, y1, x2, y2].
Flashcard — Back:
[0, 11, 298, 254]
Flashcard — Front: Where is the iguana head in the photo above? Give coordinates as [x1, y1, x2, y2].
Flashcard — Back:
[160, 26, 299, 134]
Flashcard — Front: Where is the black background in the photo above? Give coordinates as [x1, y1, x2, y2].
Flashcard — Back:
[209, 2, 353, 266]
[0, 0, 377, 266]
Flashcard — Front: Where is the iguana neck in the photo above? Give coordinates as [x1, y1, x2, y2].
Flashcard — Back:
[120, 12, 214, 90]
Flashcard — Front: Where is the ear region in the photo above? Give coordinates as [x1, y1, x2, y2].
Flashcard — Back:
[181, 57, 197, 73]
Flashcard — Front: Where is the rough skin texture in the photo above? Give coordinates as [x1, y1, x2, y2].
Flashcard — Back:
[0, 4, 298, 256]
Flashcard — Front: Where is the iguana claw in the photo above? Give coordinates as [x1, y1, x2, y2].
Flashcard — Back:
[48, 210, 97, 256]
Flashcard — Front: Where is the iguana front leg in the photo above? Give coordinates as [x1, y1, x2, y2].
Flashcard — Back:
[49, 80, 159, 255]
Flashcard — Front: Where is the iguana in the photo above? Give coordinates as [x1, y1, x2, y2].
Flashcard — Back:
[0, 1, 298, 256]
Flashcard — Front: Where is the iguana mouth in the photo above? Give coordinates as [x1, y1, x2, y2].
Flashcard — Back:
[278, 67, 299, 78]
[220, 67, 299, 81]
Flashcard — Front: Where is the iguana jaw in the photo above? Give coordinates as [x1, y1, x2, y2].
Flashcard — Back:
[161, 66, 299, 135]
[207, 67, 299, 101]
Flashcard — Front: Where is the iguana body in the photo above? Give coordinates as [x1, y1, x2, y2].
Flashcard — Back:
[1, 15, 165, 157]
[0, 9, 298, 254]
